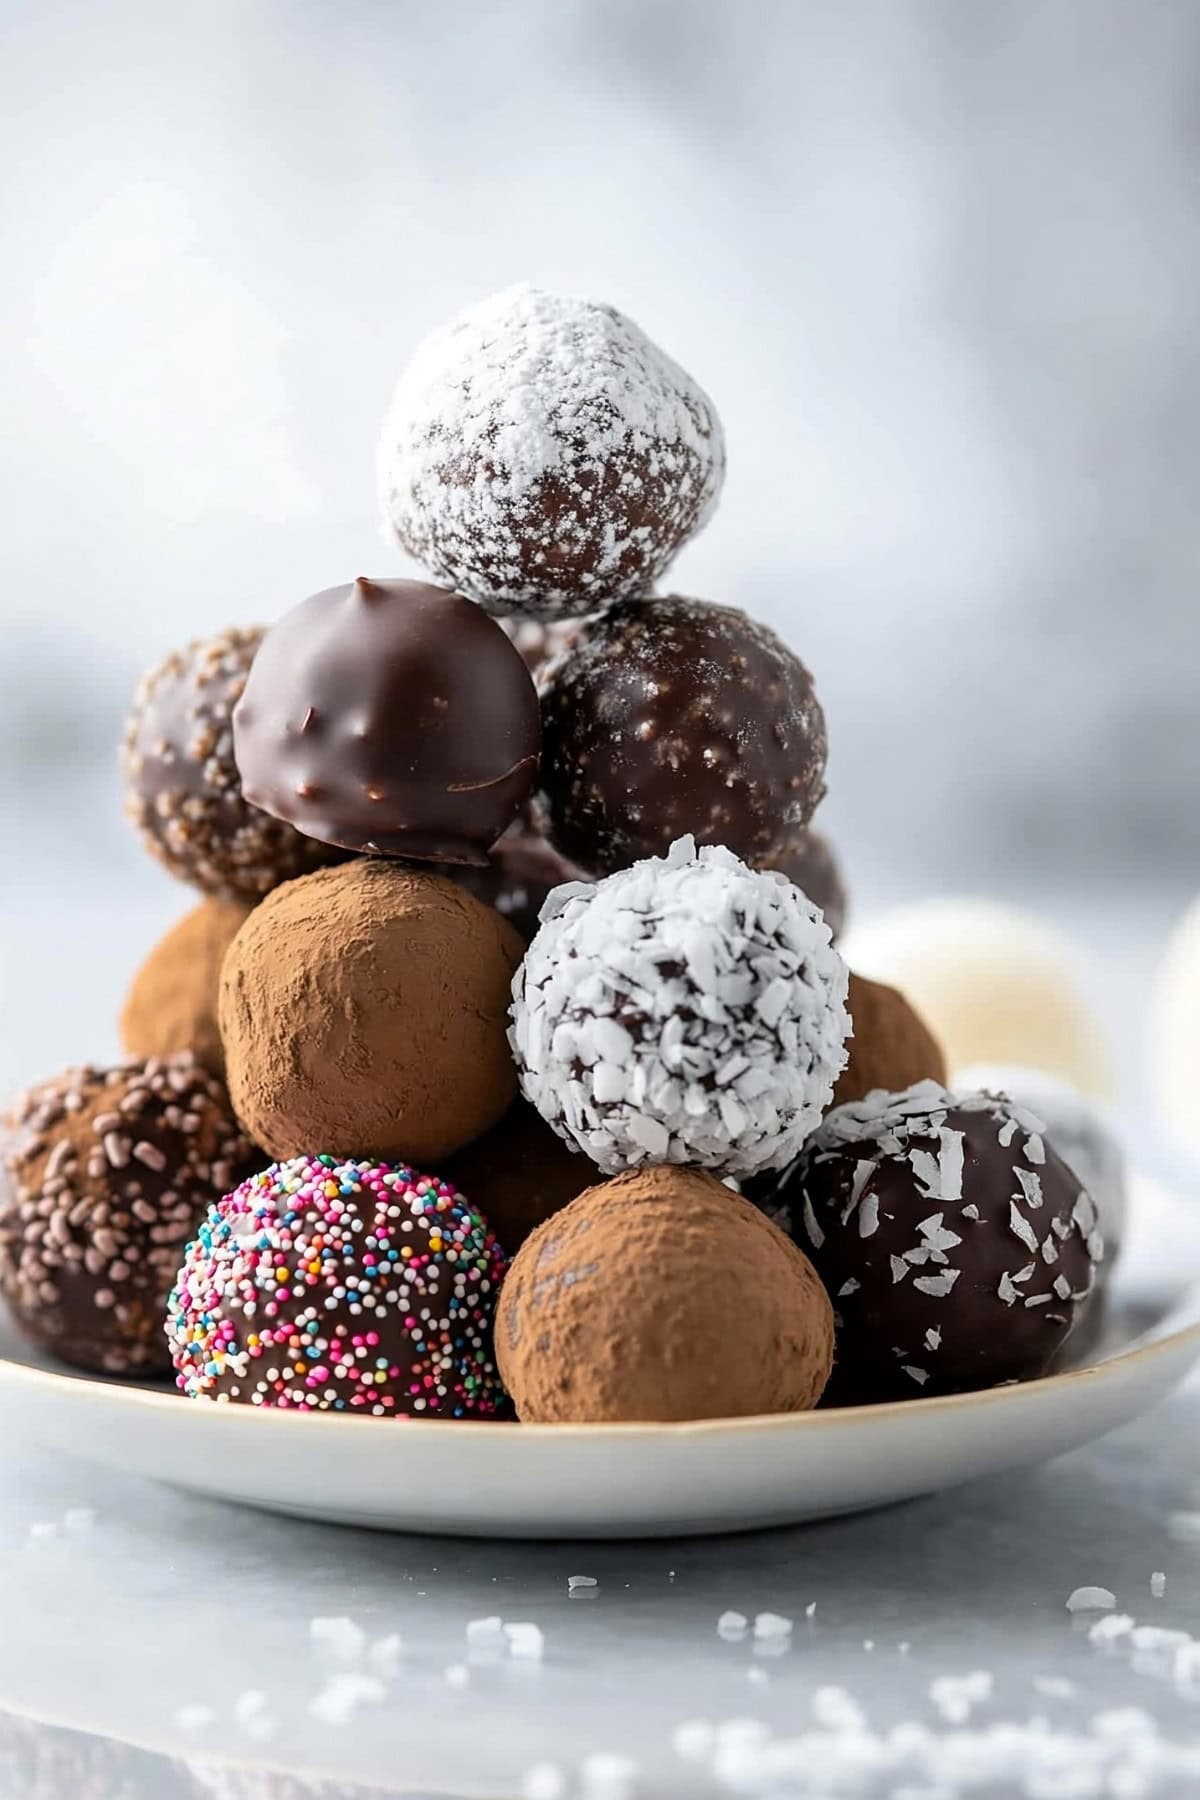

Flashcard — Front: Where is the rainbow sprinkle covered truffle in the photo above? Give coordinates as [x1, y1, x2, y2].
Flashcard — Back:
[166, 1155, 508, 1417]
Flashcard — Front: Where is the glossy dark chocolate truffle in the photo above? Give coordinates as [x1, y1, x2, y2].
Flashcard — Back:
[772, 829, 848, 940]
[786, 1082, 1103, 1405]
[233, 578, 541, 865]
[539, 595, 827, 876]
[122, 627, 346, 900]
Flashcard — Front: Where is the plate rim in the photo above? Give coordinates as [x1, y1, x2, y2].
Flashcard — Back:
[3, 1276, 1199, 1445]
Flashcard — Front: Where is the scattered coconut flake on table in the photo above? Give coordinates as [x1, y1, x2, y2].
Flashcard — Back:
[307, 1673, 385, 1727]
[523, 1765, 567, 1800]
[717, 1610, 749, 1641]
[466, 1615, 505, 1647]
[1151, 1571, 1167, 1597]
[929, 1670, 993, 1724]
[309, 1615, 366, 1661]
[505, 1622, 545, 1661]
[753, 1611, 794, 1640]
[569, 1574, 599, 1594]
[1066, 1585, 1116, 1612]
[1089, 1613, 1135, 1645]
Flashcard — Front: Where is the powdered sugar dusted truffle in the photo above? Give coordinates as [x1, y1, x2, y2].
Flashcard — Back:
[510, 837, 850, 1178]
[956, 1064, 1127, 1260]
[378, 286, 725, 620]
[167, 1154, 508, 1416]
[787, 1081, 1103, 1403]
[539, 596, 828, 876]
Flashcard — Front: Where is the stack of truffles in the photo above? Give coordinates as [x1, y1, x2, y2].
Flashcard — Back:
[0, 287, 1116, 1422]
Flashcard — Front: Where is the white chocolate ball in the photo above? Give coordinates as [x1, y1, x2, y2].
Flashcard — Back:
[955, 1063, 1127, 1257]
[842, 899, 1113, 1103]
[1152, 895, 1200, 1155]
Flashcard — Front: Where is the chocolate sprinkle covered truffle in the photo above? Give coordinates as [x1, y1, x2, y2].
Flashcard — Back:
[233, 578, 541, 865]
[539, 595, 828, 876]
[787, 1081, 1103, 1403]
[220, 861, 523, 1166]
[378, 285, 725, 621]
[0, 1054, 253, 1375]
[496, 1167, 834, 1423]
[167, 1154, 507, 1415]
[511, 837, 850, 1178]
[122, 627, 346, 899]
[120, 897, 253, 1079]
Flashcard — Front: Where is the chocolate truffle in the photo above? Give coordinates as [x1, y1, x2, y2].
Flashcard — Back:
[832, 972, 948, 1109]
[442, 1098, 598, 1255]
[539, 595, 828, 876]
[233, 578, 540, 865]
[502, 616, 588, 688]
[122, 627, 346, 900]
[511, 837, 850, 1178]
[787, 1082, 1103, 1404]
[496, 1167, 834, 1423]
[447, 819, 590, 943]
[0, 1054, 253, 1376]
[956, 1064, 1127, 1262]
[771, 829, 849, 941]
[378, 285, 725, 621]
[219, 861, 523, 1166]
[168, 1154, 507, 1416]
[120, 898, 253, 1079]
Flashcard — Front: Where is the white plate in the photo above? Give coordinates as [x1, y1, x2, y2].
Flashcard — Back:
[1, 1173, 1198, 1540]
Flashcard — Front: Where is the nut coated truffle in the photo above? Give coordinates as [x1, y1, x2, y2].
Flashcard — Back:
[511, 837, 850, 1179]
[772, 829, 849, 941]
[0, 1054, 253, 1376]
[234, 577, 540, 865]
[832, 972, 948, 1109]
[122, 627, 345, 899]
[167, 1155, 508, 1415]
[120, 898, 253, 1079]
[496, 1167, 834, 1423]
[378, 285, 725, 620]
[539, 595, 828, 876]
[219, 861, 523, 1166]
[787, 1081, 1104, 1404]
[442, 1098, 599, 1256]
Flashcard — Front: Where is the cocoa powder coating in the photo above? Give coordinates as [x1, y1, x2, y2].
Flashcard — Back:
[219, 860, 523, 1165]
[496, 1166, 834, 1422]
[121, 898, 253, 1079]
[833, 972, 947, 1109]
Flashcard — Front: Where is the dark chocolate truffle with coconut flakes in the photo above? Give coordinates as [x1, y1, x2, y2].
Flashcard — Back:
[539, 594, 828, 876]
[0, 1054, 254, 1376]
[122, 627, 347, 900]
[786, 1081, 1103, 1404]
[233, 577, 541, 865]
[496, 1166, 834, 1422]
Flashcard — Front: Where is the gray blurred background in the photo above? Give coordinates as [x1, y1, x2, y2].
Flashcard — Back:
[0, 0, 1196, 1103]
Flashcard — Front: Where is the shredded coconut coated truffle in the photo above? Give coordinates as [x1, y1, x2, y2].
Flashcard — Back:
[377, 286, 725, 620]
[509, 837, 850, 1178]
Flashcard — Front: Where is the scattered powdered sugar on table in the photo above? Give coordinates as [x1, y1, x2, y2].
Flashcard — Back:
[511, 836, 849, 1177]
[377, 284, 725, 618]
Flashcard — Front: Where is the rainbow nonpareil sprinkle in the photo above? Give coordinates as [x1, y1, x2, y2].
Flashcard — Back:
[166, 1155, 508, 1417]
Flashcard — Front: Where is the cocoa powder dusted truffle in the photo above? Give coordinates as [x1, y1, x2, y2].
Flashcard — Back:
[0, 1054, 254, 1376]
[167, 1155, 507, 1416]
[219, 861, 523, 1166]
[539, 595, 828, 876]
[233, 578, 541, 865]
[378, 285, 725, 621]
[832, 972, 948, 1109]
[510, 837, 850, 1179]
[496, 1167, 834, 1423]
[787, 1081, 1104, 1404]
[120, 898, 253, 1079]
[772, 829, 849, 941]
[122, 627, 346, 899]
[442, 1098, 599, 1256]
